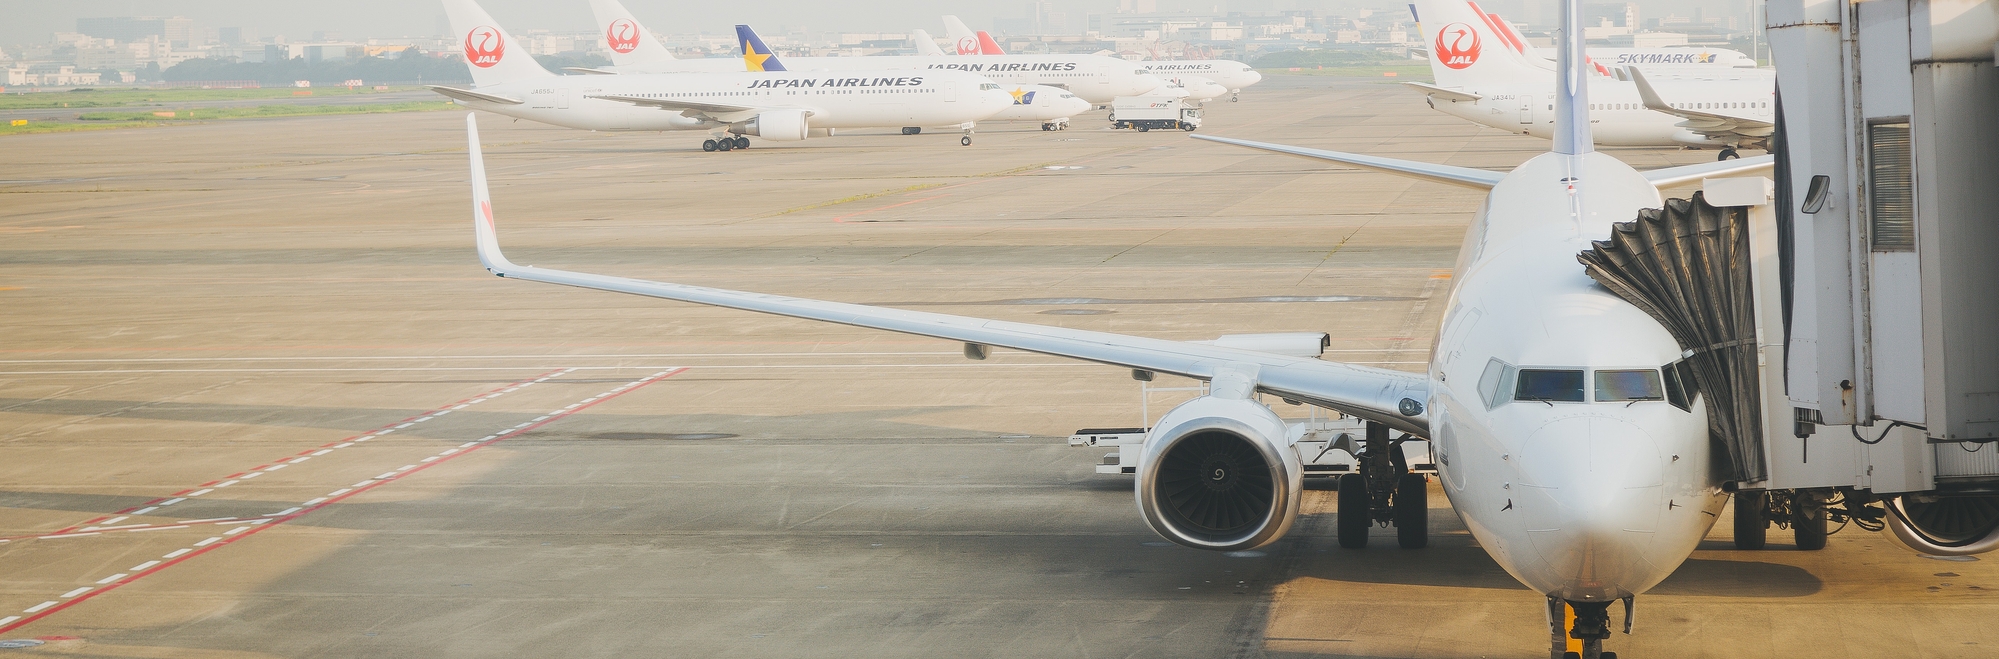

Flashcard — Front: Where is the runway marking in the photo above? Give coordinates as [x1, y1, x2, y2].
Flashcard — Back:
[0, 368, 685, 635]
[44, 368, 569, 536]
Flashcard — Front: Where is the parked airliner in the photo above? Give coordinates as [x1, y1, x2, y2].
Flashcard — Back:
[581, 0, 1160, 104]
[1410, 0, 1774, 158]
[431, 0, 1011, 150]
[1466, 6, 1759, 70]
[456, 0, 1770, 653]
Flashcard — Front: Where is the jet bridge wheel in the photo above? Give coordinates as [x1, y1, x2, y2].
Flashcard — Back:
[1337, 473, 1369, 548]
[1732, 491, 1769, 550]
[1794, 490, 1829, 550]
[1394, 473, 1428, 549]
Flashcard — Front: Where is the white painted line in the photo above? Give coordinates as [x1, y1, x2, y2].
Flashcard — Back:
[262, 464, 287, 472]
[187, 488, 214, 496]
[328, 488, 353, 497]
[420, 456, 439, 463]
[432, 410, 452, 416]
[130, 525, 188, 533]
[353, 480, 375, 487]
[163, 548, 192, 558]
[302, 497, 327, 506]
[81, 524, 148, 531]
[312, 449, 333, 456]
[40, 532, 101, 539]
[413, 416, 433, 422]
[193, 536, 223, 547]
[271, 507, 302, 516]
[502, 387, 521, 393]
[24, 601, 58, 613]
[334, 442, 354, 448]
[356, 435, 377, 441]
[374, 472, 398, 480]
[61, 587, 92, 598]
[95, 574, 127, 584]
[396, 464, 417, 472]
[177, 517, 233, 524]
[215, 519, 257, 526]
[129, 561, 160, 571]
[160, 498, 186, 506]
[215, 480, 239, 487]
[513, 422, 533, 428]
[563, 403, 583, 410]
[288, 457, 310, 464]
[440, 448, 460, 456]
[102, 516, 129, 525]
[239, 472, 262, 479]
[461, 441, 481, 448]
[396, 423, 415, 429]
[223, 526, 252, 536]
[131, 506, 158, 515]
[0, 616, 18, 625]
[532, 415, 550, 422]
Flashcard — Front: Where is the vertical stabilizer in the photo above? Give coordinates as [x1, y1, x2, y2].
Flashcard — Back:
[911, 28, 946, 56]
[1408, 0, 1544, 86]
[588, 0, 677, 68]
[440, 0, 556, 86]
[975, 31, 1007, 55]
[1551, 0, 1593, 155]
[942, 16, 980, 54]
[735, 25, 787, 72]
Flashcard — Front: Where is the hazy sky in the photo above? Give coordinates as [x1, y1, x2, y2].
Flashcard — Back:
[4, 0, 1752, 47]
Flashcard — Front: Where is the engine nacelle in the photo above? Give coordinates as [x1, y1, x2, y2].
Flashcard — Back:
[1135, 381, 1301, 551]
[732, 109, 810, 141]
[1884, 493, 1999, 556]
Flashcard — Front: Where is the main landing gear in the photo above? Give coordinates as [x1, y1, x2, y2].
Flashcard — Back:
[1549, 597, 1630, 659]
[701, 136, 750, 152]
[1335, 421, 1428, 549]
[1717, 147, 1740, 160]
[901, 127, 922, 135]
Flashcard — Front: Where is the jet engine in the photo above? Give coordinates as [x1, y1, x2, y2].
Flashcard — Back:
[731, 109, 810, 141]
[1134, 370, 1301, 551]
[1885, 493, 1999, 556]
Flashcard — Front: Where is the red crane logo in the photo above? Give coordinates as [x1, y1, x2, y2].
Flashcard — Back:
[465, 26, 505, 68]
[1435, 22, 1482, 70]
[606, 19, 641, 54]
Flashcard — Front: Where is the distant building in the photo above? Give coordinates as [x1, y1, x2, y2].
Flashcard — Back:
[218, 27, 244, 45]
[77, 17, 195, 47]
[1607, 32, 1690, 48]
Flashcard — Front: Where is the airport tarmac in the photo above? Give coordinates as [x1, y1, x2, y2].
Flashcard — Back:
[0, 75, 1991, 658]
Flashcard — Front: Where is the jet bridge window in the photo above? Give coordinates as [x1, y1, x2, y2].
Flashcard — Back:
[1515, 369, 1585, 402]
[1594, 369, 1664, 402]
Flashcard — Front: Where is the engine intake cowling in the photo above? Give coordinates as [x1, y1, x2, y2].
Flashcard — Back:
[1135, 392, 1301, 551]
[1885, 493, 1999, 556]
[732, 109, 810, 141]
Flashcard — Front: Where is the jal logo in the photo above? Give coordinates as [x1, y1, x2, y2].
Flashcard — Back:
[1435, 22, 1481, 70]
[465, 26, 505, 68]
[956, 36, 979, 54]
[606, 19, 641, 54]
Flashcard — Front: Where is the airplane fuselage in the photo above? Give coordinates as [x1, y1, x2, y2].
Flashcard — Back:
[447, 70, 1010, 132]
[1139, 60, 1263, 92]
[1427, 151, 1727, 601]
[617, 55, 1161, 104]
[1432, 74, 1774, 147]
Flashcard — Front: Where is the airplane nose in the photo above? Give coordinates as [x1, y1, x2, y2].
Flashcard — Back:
[1512, 415, 1666, 601]
[1247, 70, 1263, 84]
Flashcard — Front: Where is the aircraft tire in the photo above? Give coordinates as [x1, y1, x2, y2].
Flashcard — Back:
[1338, 473, 1369, 549]
[1718, 148, 1739, 161]
[902, 127, 921, 135]
[1395, 473, 1428, 549]
[1794, 492, 1828, 550]
[715, 138, 733, 151]
[1230, 96, 1239, 102]
[701, 139, 718, 152]
[1733, 491, 1768, 550]
[734, 137, 750, 149]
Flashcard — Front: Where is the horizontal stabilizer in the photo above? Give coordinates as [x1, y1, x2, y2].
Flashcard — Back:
[1403, 81, 1481, 102]
[426, 85, 524, 105]
[562, 67, 621, 75]
[1192, 134, 1505, 190]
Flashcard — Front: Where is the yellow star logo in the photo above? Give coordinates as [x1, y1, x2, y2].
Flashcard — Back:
[742, 41, 772, 71]
[1009, 87, 1027, 104]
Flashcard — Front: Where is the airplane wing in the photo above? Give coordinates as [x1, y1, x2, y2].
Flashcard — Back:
[585, 94, 787, 123]
[1628, 68, 1774, 145]
[461, 114, 1431, 437]
[427, 85, 523, 105]
[1404, 81, 1482, 103]
[562, 67, 621, 75]
[1190, 134, 1507, 190]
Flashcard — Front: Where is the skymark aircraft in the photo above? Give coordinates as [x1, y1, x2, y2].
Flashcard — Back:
[1460, 5, 1759, 70]
[459, 0, 1774, 653]
[581, 0, 1161, 104]
[430, 0, 1011, 150]
[1410, 0, 1775, 158]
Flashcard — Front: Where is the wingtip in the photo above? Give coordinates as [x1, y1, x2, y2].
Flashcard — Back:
[465, 113, 514, 273]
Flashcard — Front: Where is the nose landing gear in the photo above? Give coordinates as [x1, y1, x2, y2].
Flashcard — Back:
[1334, 421, 1429, 549]
[1549, 597, 1626, 659]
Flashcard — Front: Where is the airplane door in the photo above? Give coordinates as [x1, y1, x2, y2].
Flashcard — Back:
[557, 88, 570, 109]
[1519, 95, 1533, 125]
[945, 83, 957, 102]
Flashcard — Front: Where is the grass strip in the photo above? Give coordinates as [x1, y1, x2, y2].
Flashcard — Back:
[0, 86, 431, 111]
[75, 101, 457, 122]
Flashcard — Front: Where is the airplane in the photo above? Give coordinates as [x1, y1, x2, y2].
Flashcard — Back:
[430, 0, 1012, 150]
[910, 28, 946, 57]
[1137, 61, 1263, 102]
[456, 0, 1777, 652]
[941, 15, 1005, 55]
[987, 84, 1092, 130]
[1408, 0, 1775, 159]
[1471, 6, 1760, 70]
[580, 0, 1158, 105]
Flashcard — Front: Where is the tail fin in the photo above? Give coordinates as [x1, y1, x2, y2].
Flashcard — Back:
[975, 31, 1006, 55]
[1407, 0, 1542, 86]
[942, 15, 980, 54]
[440, 0, 555, 86]
[1550, 0, 1592, 154]
[911, 29, 946, 56]
[735, 25, 787, 72]
[588, 0, 677, 68]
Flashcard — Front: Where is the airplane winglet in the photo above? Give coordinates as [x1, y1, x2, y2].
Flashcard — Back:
[1628, 67, 1671, 112]
[465, 113, 517, 274]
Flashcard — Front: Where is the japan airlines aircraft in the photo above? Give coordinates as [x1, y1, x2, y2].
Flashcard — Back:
[580, 0, 1159, 104]
[942, 15, 1005, 54]
[431, 0, 1010, 150]
[457, 0, 1772, 653]
[1139, 61, 1263, 102]
[1469, 7, 1759, 70]
[1410, 0, 1775, 158]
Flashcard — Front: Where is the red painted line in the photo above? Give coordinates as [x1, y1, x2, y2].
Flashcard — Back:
[42, 368, 569, 535]
[0, 368, 685, 634]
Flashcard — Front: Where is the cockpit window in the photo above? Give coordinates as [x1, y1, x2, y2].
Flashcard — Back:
[1478, 358, 1515, 409]
[1515, 369, 1585, 402]
[1662, 359, 1698, 411]
[1595, 369, 1665, 402]
[980, 83, 1001, 90]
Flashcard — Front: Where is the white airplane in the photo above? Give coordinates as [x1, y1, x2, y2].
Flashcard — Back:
[1465, 4, 1759, 70]
[1151, 72, 1229, 102]
[457, 0, 1774, 653]
[578, 0, 1158, 104]
[986, 84, 1091, 130]
[1137, 61, 1263, 102]
[1409, 0, 1774, 159]
[941, 15, 1003, 55]
[910, 28, 946, 57]
[430, 0, 1011, 150]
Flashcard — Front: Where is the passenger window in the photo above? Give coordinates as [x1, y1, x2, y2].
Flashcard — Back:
[1515, 369, 1585, 402]
[1478, 358, 1515, 409]
[1595, 369, 1664, 402]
